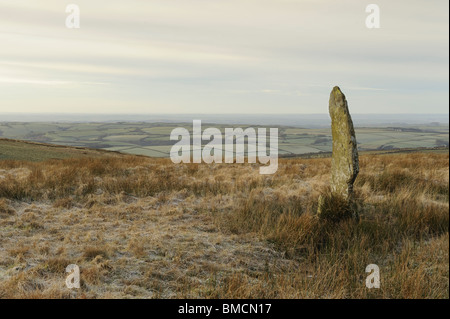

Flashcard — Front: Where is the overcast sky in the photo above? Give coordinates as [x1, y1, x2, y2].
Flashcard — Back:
[0, 0, 448, 114]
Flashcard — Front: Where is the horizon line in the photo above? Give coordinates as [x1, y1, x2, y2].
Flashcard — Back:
[1, 112, 449, 115]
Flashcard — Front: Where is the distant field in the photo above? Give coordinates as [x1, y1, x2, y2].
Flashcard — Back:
[0, 122, 448, 158]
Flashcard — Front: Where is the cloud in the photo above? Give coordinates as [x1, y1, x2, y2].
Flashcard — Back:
[0, 0, 448, 114]
[0, 77, 70, 86]
[0, 77, 107, 86]
[347, 87, 388, 92]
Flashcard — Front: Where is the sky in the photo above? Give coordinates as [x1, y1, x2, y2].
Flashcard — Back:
[0, 0, 448, 114]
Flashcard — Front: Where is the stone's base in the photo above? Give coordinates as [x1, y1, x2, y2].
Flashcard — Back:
[317, 192, 358, 222]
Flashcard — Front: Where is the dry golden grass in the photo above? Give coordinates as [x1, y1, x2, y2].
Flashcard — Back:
[0, 152, 448, 299]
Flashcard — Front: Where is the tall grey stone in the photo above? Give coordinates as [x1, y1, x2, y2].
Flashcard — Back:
[328, 86, 359, 199]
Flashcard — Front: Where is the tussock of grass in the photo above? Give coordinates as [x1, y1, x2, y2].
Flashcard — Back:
[0, 198, 15, 217]
[317, 191, 356, 223]
[82, 246, 110, 261]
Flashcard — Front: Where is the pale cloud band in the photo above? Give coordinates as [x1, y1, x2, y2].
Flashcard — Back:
[0, 0, 448, 114]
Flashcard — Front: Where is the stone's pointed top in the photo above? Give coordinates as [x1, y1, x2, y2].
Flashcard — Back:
[330, 86, 346, 107]
[332, 86, 342, 93]
[332, 86, 344, 96]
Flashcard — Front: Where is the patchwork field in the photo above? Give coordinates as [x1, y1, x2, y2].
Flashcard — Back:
[0, 122, 448, 158]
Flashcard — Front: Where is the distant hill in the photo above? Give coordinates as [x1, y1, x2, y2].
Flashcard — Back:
[0, 122, 448, 158]
[1, 137, 448, 163]
[0, 138, 123, 162]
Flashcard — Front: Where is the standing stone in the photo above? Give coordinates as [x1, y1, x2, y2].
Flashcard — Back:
[328, 86, 359, 199]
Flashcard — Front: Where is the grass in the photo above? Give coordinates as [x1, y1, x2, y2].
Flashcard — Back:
[0, 144, 448, 298]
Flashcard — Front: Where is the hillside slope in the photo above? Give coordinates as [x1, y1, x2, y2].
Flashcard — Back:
[0, 138, 124, 162]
